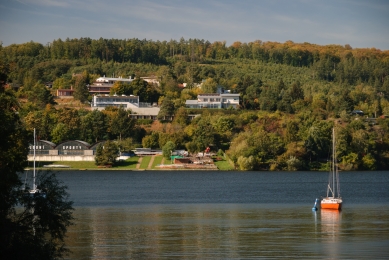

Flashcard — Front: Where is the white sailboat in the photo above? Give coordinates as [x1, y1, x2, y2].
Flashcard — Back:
[28, 128, 44, 196]
[321, 128, 342, 210]
[28, 128, 38, 194]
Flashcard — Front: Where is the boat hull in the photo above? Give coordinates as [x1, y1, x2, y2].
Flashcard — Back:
[321, 198, 342, 210]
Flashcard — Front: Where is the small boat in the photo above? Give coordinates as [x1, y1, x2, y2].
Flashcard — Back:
[321, 128, 342, 210]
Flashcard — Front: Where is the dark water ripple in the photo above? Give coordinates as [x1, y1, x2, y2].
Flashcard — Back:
[51, 170, 389, 259]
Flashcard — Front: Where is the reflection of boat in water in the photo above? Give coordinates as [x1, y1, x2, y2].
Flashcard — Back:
[321, 209, 342, 258]
[321, 209, 342, 229]
[321, 209, 342, 237]
[321, 128, 342, 210]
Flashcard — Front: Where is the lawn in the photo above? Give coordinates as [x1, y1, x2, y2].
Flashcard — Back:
[151, 156, 164, 169]
[213, 158, 234, 170]
[139, 156, 152, 169]
[115, 156, 140, 169]
[29, 156, 140, 170]
[27, 156, 233, 170]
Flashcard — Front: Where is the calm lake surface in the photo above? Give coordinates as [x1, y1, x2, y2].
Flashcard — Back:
[54, 170, 389, 259]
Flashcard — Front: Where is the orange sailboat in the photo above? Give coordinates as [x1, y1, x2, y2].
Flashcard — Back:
[321, 128, 342, 210]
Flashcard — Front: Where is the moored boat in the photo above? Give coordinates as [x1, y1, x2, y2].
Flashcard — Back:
[321, 128, 342, 210]
[27, 128, 45, 196]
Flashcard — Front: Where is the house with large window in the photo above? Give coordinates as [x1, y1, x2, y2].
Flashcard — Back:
[91, 94, 160, 117]
[56, 75, 160, 97]
[185, 92, 240, 109]
[88, 76, 135, 95]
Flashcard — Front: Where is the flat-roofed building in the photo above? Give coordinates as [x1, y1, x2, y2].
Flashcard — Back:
[88, 76, 135, 95]
[185, 93, 240, 109]
[91, 94, 160, 116]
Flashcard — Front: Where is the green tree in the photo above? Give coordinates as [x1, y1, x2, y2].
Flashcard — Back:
[26, 83, 56, 108]
[131, 78, 160, 103]
[73, 72, 90, 103]
[191, 116, 217, 153]
[94, 140, 119, 166]
[303, 121, 333, 161]
[109, 81, 132, 95]
[172, 106, 189, 126]
[237, 155, 256, 170]
[201, 78, 217, 93]
[52, 77, 71, 90]
[162, 141, 176, 160]
[51, 122, 70, 143]
[142, 132, 159, 148]
[117, 138, 136, 153]
[0, 88, 74, 259]
[57, 108, 81, 140]
[185, 141, 199, 155]
[94, 144, 104, 165]
[81, 110, 107, 143]
[157, 97, 175, 121]
[242, 84, 261, 109]
[258, 85, 279, 111]
[109, 107, 135, 141]
[285, 120, 300, 143]
[289, 81, 304, 102]
[0, 88, 29, 216]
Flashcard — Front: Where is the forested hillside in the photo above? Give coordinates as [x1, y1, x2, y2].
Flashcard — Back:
[1, 37, 389, 170]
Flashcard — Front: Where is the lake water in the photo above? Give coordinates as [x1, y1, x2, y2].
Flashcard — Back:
[54, 170, 389, 259]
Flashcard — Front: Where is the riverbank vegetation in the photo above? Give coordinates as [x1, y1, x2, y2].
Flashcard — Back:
[1, 38, 389, 171]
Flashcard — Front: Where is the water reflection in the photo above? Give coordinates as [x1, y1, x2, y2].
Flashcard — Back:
[321, 210, 342, 258]
[321, 209, 342, 238]
[65, 205, 389, 259]
[64, 205, 321, 259]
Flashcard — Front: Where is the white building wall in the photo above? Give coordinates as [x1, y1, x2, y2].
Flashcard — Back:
[28, 155, 95, 161]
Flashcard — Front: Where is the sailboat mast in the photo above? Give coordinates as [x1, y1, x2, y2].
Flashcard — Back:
[33, 128, 36, 191]
[332, 128, 336, 197]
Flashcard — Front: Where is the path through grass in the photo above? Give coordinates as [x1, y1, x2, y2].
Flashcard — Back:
[139, 156, 151, 169]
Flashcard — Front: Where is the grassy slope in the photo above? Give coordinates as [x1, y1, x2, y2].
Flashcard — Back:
[31, 156, 140, 170]
[151, 156, 163, 169]
[139, 156, 151, 169]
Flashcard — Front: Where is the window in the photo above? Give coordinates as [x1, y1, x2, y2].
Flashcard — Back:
[203, 98, 208, 102]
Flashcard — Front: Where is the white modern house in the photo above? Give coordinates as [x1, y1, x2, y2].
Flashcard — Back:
[91, 94, 160, 117]
[88, 76, 134, 95]
[185, 93, 240, 109]
[95, 76, 134, 84]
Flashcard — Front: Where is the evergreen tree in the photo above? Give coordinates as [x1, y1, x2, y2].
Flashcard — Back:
[157, 97, 175, 121]
[289, 81, 304, 102]
[94, 141, 119, 166]
[73, 71, 90, 103]
[110, 107, 134, 141]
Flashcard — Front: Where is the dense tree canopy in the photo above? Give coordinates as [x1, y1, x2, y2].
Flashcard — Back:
[1, 37, 389, 170]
